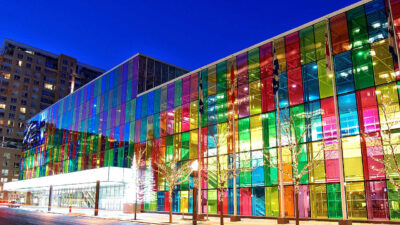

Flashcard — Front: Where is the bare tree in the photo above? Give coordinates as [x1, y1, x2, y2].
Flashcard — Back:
[363, 91, 400, 189]
[207, 124, 253, 225]
[264, 110, 325, 225]
[155, 148, 193, 224]
[130, 145, 147, 220]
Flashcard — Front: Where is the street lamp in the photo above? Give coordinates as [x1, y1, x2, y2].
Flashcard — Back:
[191, 160, 199, 225]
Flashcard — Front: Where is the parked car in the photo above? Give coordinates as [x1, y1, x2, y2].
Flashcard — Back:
[8, 201, 20, 208]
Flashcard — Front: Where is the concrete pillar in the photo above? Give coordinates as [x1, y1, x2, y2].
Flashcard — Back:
[48, 185, 53, 212]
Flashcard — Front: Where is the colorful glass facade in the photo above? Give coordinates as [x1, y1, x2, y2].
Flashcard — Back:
[18, 0, 400, 221]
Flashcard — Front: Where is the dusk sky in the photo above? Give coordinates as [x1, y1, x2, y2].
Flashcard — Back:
[0, 0, 359, 72]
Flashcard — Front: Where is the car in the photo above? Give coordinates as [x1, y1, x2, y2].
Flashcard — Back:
[7, 201, 20, 208]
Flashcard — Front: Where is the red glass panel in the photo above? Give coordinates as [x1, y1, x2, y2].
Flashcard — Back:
[181, 104, 190, 132]
[240, 188, 252, 215]
[201, 127, 208, 189]
[356, 88, 380, 134]
[260, 43, 273, 79]
[218, 189, 229, 214]
[366, 181, 389, 220]
[166, 110, 174, 135]
[288, 67, 304, 106]
[261, 78, 275, 112]
[361, 133, 386, 180]
[285, 32, 301, 70]
[165, 191, 170, 211]
[324, 139, 340, 183]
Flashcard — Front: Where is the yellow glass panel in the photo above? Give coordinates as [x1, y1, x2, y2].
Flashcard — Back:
[342, 136, 364, 181]
[174, 106, 181, 134]
[173, 134, 181, 159]
[180, 191, 189, 213]
[189, 101, 198, 130]
[310, 184, 328, 218]
[218, 154, 228, 189]
[217, 123, 227, 155]
[309, 142, 326, 183]
[376, 83, 400, 130]
[371, 39, 395, 85]
[189, 130, 198, 160]
[249, 81, 262, 115]
[318, 59, 333, 98]
[250, 115, 263, 150]
[274, 38, 286, 73]
[382, 132, 400, 178]
[346, 182, 367, 219]
[208, 65, 217, 96]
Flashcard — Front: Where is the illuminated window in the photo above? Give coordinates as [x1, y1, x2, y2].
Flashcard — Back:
[44, 83, 54, 90]
[19, 107, 26, 114]
[3, 74, 10, 80]
[0, 104, 5, 109]
[18, 60, 22, 67]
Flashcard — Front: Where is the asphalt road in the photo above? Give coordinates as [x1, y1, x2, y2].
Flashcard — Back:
[0, 207, 137, 225]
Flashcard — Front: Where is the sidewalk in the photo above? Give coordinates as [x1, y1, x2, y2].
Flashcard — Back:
[19, 206, 394, 225]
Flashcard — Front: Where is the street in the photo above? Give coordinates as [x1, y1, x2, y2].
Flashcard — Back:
[0, 207, 136, 225]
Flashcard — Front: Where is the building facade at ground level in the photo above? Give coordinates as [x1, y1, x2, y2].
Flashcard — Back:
[6, 0, 400, 221]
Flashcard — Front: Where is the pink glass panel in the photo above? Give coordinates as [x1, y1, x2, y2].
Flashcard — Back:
[361, 133, 386, 180]
[260, 43, 273, 79]
[166, 110, 174, 135]
[366, 181, 389, 220]
[182, 76, 190, 105]
[356, 87, 380, 133]
[237, 53, 248, 86]
[261, 78, 275, 112]
[321, 97, 338, 139]
[181, 104, 190, 132]
[298, 185, 310, 218]
[288, 67, 303, 106]
[190, 73, 198, 101]
[324, 139, 340, 183]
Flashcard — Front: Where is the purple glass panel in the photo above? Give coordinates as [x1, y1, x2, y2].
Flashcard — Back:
[182, 76, 190, 105]
[236, 53, 248, 86]
[123, 62, 128, 82]
[121, 82, 127, 104]
[238, 84, 249, 118]
[167, 83, 175, 110]
[132, 57, 139, 99]
[120, 104, 126, 126]
[111, 107, 116, 130]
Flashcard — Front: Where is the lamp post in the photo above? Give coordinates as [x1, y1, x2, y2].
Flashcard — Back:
[191, 160, 199, 225]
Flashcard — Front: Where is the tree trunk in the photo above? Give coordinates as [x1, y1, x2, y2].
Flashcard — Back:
[295, 184, 299, 225]
[220, 195, 224, 225]
[134, 187, 138, 220]
[169, 191, 173, 224]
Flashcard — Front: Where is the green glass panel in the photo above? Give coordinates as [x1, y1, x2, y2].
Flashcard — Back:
[175, 79, 182, 107]
[153, 113, 160, 139]
[181, 132, 189, 161]
[290, 104, 306, 143]
[208, 157, 217, 189]
[239, 152, 251, 187]
[216, 61, 227, 93]
[166, 136, 173, 162]
[129, 121, 135, 142]
[317, 59, 333, 98]
[180, 161, 189, 190]
[238, 118, 250, 152]
[327, 183, 343, 219]
[314, 20, 326, 60]
[216, 92, 227, 123]
[299, 26, 316, 65]
[387, 181, 400, 220]
[262, 112, 276, 148]
[265, 187, 279, 217]
[118, 147, 124, 167]
[154, 89, 161, 114]
[347, 6, 369, 49]
[352, 45, 374, 89]
[160, 86, 167, 112]
[264, 148, 278, 186]
[248, 48, 260, 82]
[208, 190, 218, 214]
[297, 144, 308, 184]
[141, 94, 148, 118]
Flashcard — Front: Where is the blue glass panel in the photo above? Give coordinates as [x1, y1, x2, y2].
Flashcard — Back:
[207, 95, 217, 125]
[141, 94, 148, 119]
[252, 187, 265, 216]
[172, 190, 180, 212]
[140, 118, 147, 142]
[338, 93, 359, 136]
[276, 108, 290, 146]
[302, 63, 320, 102]
[366, 8, 388, 43]
[334, 51, 355, 94]
[365, 0, 385, 14]
[252, 151, 264, 186]
[147, 91, 154, 116]
[305, 101, 323, 142]
[277, 72, 288, 108]
[136, 96, 142, 120]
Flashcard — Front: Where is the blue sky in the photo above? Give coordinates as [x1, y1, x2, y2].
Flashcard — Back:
[0, 0, 359, 71]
